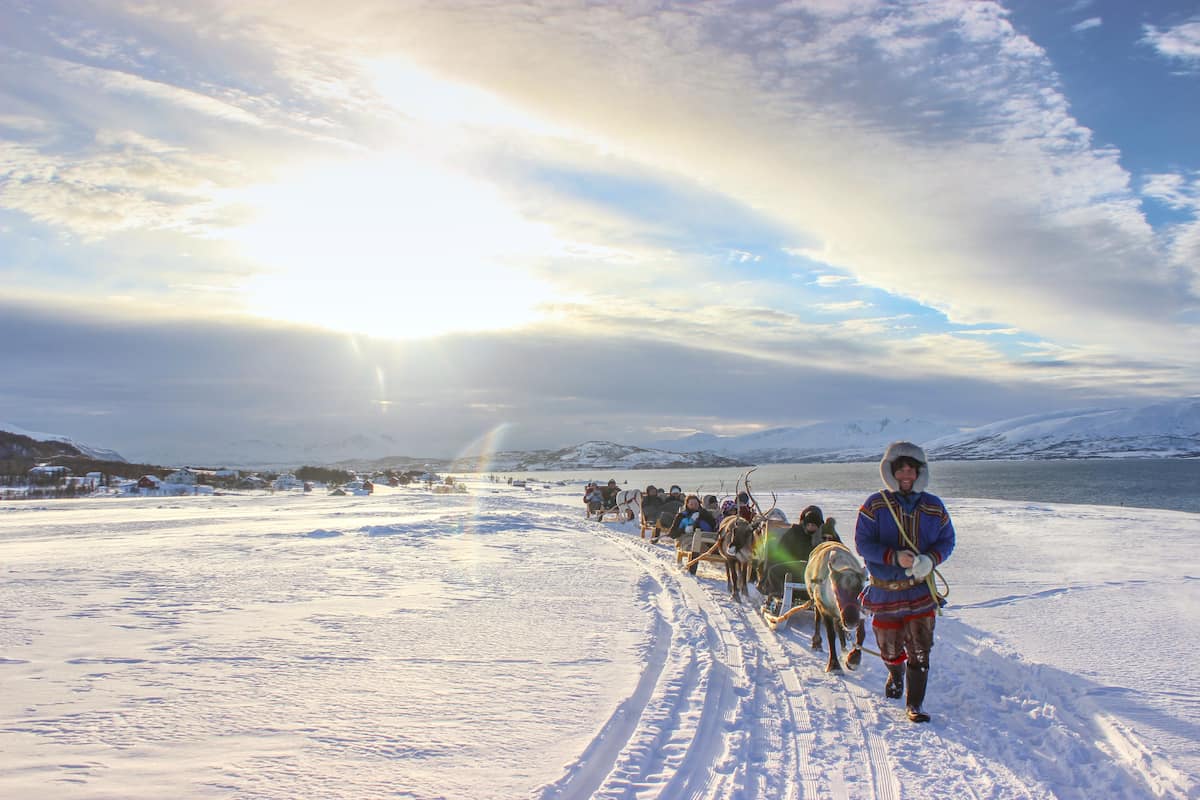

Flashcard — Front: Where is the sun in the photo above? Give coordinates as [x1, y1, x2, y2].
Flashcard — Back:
[223, 154, 563, 339]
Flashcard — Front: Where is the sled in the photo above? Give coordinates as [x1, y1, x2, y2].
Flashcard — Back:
[639, 497, 683, 539]
[755, 520, 812, 631]
[758, 566, 810, 631]
[674, 529, 725, 568]
[595, 489, 641, 523]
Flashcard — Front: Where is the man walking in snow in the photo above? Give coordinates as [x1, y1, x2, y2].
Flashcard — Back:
[855, 442, 955, 723]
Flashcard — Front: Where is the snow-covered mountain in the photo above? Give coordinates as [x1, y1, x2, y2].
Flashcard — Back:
[8, 398, 1197, 469]
[924, 398, 1200, 459]
[451, 441, 750, 472]
[643, 399, 1200, 462]
[154, 432, 416, 469]
[644, 418, 960, 463]
[0, 422, 126, 462]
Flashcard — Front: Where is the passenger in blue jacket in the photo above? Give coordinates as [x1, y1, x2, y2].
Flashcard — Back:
[855, 441, 955, 723]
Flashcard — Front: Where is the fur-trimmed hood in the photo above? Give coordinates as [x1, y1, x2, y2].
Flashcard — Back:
[880, 441, 929, 492]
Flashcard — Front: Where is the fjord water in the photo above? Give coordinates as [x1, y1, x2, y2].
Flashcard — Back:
[492, 458, 1200, 514]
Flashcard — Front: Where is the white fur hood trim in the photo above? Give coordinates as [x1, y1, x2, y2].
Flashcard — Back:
[880, 441, 929, 492]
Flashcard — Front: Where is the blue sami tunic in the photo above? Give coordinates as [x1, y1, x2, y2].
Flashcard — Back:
[855, 490, 955, 620]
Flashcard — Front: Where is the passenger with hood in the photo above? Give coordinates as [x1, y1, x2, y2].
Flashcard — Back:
[641, 485, 663, 518]
[755, 505, 831, 599]
[669, 494, 719, 575]
[601, 479, 620, 509]
[855, 441, 955, 724]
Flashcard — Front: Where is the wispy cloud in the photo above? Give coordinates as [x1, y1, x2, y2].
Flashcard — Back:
[1071, 17, 1102, 34]
[816, 300, 871, 313]
[1142, 17, 1200, 64]
[1143, 172, 1199, 211]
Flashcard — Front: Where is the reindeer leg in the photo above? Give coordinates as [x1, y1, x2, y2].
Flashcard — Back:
[845, 622, 865, 670]
[811, 611, 823, 651]
[825, 616, 842, 672]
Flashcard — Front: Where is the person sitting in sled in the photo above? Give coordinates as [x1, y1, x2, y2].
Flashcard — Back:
[641, 485, 665, 523]
[584, 483, 604, 515]
[601, 479, 620, 509]
[669, 494, 719, 575]
[758, 507, 822, 599]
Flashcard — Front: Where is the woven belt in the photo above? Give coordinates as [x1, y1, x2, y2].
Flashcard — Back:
[870, 576, 922, 591]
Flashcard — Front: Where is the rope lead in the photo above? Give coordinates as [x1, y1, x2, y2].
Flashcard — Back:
[879, 492, 950, 615]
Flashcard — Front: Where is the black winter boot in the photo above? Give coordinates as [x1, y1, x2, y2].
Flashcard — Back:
[884, 664, 904, 699]
[905, 664, 930, 723]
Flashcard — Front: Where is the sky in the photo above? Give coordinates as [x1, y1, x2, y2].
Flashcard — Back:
[1, 0, 1199, 464]
[1, 483, 1197, 797]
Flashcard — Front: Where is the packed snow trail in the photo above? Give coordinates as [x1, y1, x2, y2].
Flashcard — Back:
[545, 502, 1195, 800]
[1, 484, 1195, 799]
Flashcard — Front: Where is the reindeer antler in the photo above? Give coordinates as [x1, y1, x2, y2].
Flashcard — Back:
[743, 469, 779, 525]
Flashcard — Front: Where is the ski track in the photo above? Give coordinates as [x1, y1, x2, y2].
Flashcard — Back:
[544, 507, 1190, 800]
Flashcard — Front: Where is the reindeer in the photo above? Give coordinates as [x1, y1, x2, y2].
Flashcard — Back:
[804, 541, 868, 672]
[717, 514, 756, 600]
[740, 470, 790, 587]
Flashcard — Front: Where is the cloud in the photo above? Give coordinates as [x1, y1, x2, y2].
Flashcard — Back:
[1143, 172, 1199, 211]
[1142, 18, 1200, 63]
[5, 296, 1188, 464]
[281, 0, 1193, 353]
[811, 274, 856, 287]
[1071, 17, 1102, 33]
[816, 300, 871, 312]
[2, 0, 1198, 453]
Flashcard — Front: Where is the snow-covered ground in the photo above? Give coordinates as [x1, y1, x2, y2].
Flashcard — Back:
[1, 481, 1196, 799]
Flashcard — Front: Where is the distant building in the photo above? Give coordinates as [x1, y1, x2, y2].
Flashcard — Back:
[164, 468, 198, 485]
[28, 465, 69, 479]
[137, 475, 162, 490]
[273, 473, 302, 490]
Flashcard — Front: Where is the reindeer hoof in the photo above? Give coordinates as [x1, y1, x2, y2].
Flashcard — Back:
[845, 649, 862, 670]
[825, 662, 843, 673]
[811, 640, 823, 651]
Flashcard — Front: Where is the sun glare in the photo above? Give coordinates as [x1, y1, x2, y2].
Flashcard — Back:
[363, 57, 567, 138]
[223, 155, 564, 339]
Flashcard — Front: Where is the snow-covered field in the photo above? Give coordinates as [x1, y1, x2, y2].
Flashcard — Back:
[1, 481, 1196, 799]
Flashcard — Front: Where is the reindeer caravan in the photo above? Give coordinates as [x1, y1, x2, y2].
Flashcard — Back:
[584, 479, 643, 522]
[586, 445, 955, 722]
[600, 469, 873, 674]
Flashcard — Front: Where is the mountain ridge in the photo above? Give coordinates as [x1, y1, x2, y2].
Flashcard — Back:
[4, 397, 1197, 470]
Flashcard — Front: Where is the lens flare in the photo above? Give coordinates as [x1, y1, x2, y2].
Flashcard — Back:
[455, 423, 513, 476]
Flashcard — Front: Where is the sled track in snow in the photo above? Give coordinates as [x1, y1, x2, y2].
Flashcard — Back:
[541, 518, 1067, 800]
